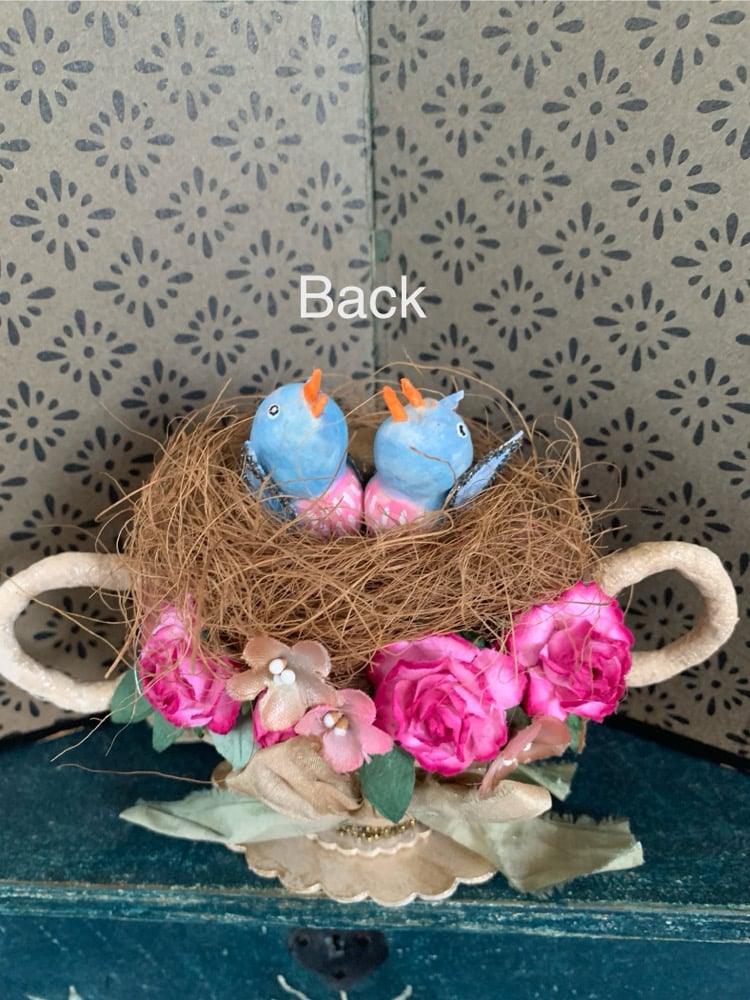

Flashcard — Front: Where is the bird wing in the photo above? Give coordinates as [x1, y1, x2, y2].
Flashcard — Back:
[241, 441, 296, 520]
[448, 430, 524, 508]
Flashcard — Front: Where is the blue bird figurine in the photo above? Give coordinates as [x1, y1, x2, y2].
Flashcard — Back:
[242, 369, 363, 536]
[364, 378, 523, 531]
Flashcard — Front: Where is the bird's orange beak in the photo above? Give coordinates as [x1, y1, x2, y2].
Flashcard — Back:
[302, 368, 328, 419]
[382, 385, 407, 421]
[400, 377, 424, 408]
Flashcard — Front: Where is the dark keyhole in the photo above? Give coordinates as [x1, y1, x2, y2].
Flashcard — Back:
[286, 928, 389, 988]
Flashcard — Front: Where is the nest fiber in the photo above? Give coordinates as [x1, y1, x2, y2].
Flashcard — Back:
[122, 398, 601, 680]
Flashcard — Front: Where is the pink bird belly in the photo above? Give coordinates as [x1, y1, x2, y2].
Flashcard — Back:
[294, 464, 364, 536]
[364, 476, 426, 531]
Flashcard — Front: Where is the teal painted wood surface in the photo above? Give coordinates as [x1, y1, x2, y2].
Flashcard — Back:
[0, 723, 748, 998]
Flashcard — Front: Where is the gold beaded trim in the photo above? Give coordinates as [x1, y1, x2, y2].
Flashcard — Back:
[337, 818, 417, 841]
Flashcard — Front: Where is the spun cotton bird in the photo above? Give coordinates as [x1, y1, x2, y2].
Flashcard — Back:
[364, 378, 524, 531]
[242, 369, 363, 536]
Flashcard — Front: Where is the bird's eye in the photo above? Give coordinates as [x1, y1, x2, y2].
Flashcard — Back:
[267, 404, 280, 418]
[457, 422, 468, 438]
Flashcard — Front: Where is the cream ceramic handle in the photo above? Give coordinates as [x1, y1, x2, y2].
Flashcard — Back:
[595, 541, 738, 688]
[0, 552, 131, 713]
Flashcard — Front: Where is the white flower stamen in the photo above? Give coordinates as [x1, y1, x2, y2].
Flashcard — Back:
[279, 667, 296, 685]
[268, 656, 286, 675]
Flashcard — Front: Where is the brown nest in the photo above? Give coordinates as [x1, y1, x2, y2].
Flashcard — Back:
[120, 392, 602, 682]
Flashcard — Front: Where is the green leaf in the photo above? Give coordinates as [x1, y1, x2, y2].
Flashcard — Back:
[121, 787, 336, 845]
[513, 760, 578, 801]
[456, 629, 488, 648]
[565, 714, 587, 753]
[211, 715, 256, 770]
[151, 713, 184, 752]
[358, 745, 415, 823]
[110, 669, 153, 725]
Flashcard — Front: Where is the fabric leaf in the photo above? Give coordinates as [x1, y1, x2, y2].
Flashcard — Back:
[359, 745, 415, 822]
[512, 760, 578, 801]
[151, 712, 184, 752]
[121, 787, 336, 845]
[110, 669, 153, 725]
[211, 715, 255, 769]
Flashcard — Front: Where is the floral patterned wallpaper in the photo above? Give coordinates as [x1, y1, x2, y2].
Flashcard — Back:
[0, 0, 372, 737]
[369, 0, 750, 768]
[0, 1, 748, 768]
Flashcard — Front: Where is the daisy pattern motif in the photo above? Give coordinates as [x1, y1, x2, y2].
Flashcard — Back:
[611, 134, 720, 240]
[683, 653, 750, 718]
[276, 13, 364, 124]
[134, 13, 235, 122]
[374, 126, 444, 227]
[538, 202, 631, 300]
[542, 49, 647, 161]
[0, 381, 78, 462]
[479, 128, 570, 229]
[370, 0, 444, 92]
[211, 91, 301, 191]
[0, 6, 94, 123]
[120, 360, 206, 434]
[94, 237, 193, 328]
[10, 494, 94, 556]
[417, 324, 495, 392]
[626, 586, 695, 649]
[420, 57, 505, 158]
[75, 90, 175, 195]
[36, 309, 136, 396]
[624, 2, 745, 86]
[381, 255, 441, 343]
[593, 282, 690, 372]
[420, 197, 500, 286]
[481, 1, 585, 90]
[473, 264, 558, 352]
[174, 296, 258, 377]
[644, 482, 730, 545]
[583, 407, 674, 487]
[63, 427, 152, 505]
[32, 595, 121, 667]
[291, 313, 371, 373]
[656, 359, 750, 446]
[155, 167, 248, 259]
[286, 162, 366, 251]
[10, 170, 115, 272]
[529, 337, 614, 420]
[239, 350, 305, 397]
[672, 213, 750, 318]
[226, 231, 314, 318]
[0, 259, 55, 347]
[697, 64, 750, 160]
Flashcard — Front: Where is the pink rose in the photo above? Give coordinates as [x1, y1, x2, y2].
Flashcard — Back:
[138, 604, 241, 734]
[508, 581, 633, 723]
[369, 633, 526, 777]
[252, 693, 296, 747]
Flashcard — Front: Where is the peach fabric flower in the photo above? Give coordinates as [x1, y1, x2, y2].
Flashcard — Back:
[508, 581, 633, 722]
[137, 603, 240, 734]
[295, 689, 392, 773]
[479, 715, 572, 796]
[227, 635, 336, 731]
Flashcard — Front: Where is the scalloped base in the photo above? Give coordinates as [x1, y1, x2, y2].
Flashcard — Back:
[231, 824, 497, 905]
